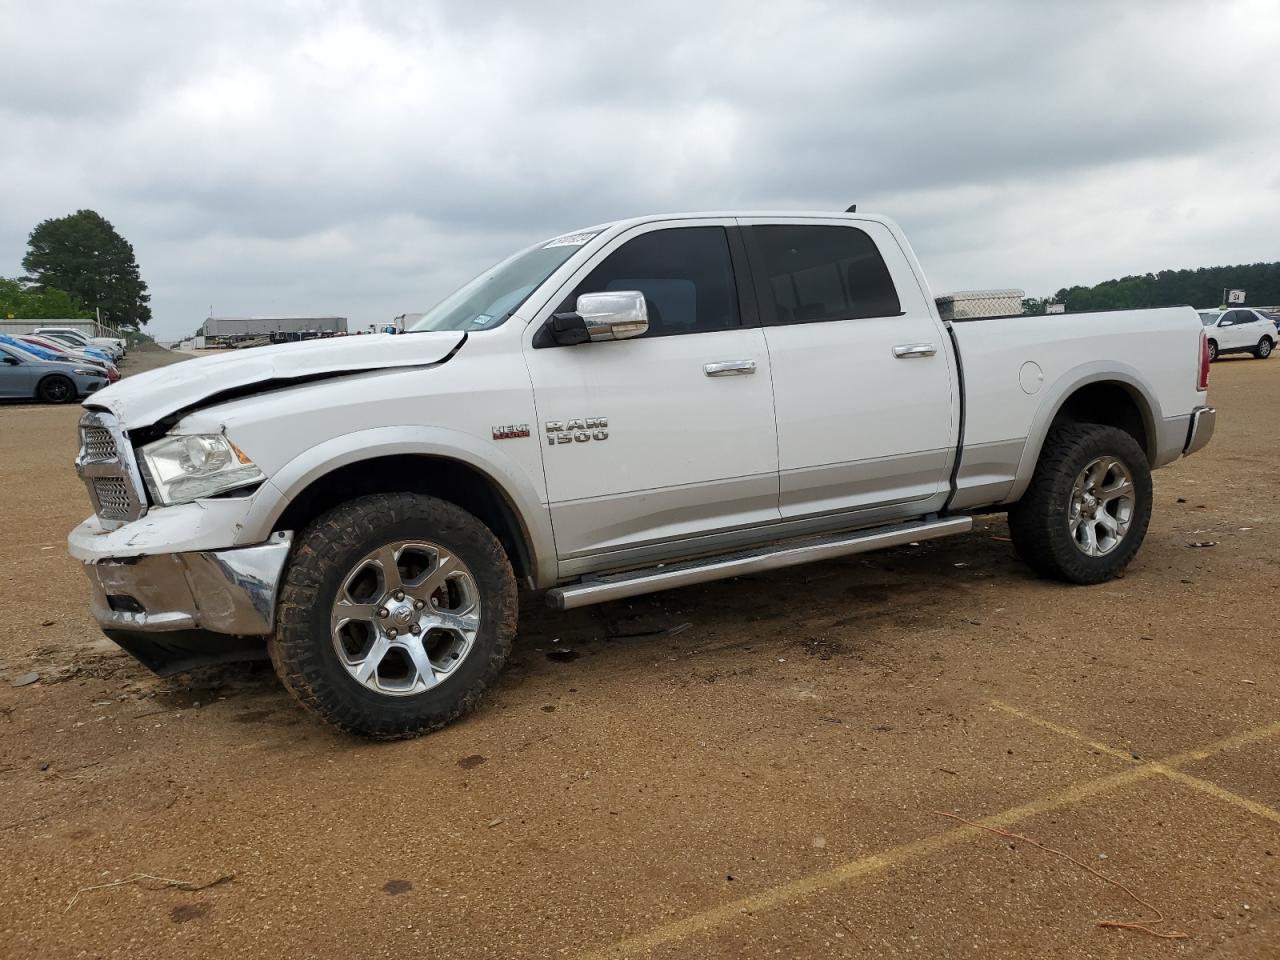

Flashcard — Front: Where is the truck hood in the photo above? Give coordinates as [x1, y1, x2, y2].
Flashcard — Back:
[85, 332, 466, 427]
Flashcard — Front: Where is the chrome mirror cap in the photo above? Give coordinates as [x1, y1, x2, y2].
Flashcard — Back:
[576, 290, 648, 342]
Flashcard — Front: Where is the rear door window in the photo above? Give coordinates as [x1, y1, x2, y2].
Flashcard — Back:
[747, 224, 901, 324]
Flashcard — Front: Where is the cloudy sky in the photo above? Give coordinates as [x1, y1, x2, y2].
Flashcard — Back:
[1, 0, 1277, 337]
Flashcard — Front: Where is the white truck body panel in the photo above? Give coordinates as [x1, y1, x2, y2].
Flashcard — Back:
[740, 215, 959, 519]
[87, 330, 466, 426]
[68, 210, 1212, 608]
[950, 306, 1203, 507]
[521, 217, 780, 562]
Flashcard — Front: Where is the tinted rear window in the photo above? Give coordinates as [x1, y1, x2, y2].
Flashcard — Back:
[750, 225, 901, 324]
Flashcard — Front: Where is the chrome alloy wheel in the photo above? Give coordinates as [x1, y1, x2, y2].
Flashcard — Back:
[330, 541, 481, 696]
[1067, 456, 1135, 557]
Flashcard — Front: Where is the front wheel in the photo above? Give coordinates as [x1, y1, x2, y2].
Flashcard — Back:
[1008, 423, 1153, 584]
[269, 493, 518, 739]
[1207, 339, 1218, 362]
[36, 374, 76, 404]
[1255, 338, 1273, 359]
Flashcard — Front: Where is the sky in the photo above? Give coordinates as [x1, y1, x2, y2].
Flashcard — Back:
[1, 0, 1277, 338]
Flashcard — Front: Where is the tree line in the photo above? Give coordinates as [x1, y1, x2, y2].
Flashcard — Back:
[1024, 260, 1280, 315]
[4, 208, 1273, 326]
[2, 210, 151, 328]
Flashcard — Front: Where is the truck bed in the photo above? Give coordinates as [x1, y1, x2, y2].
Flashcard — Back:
[946, 305, 1205, 510]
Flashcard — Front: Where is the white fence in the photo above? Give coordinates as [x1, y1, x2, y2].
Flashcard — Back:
[0, 318, 128, 340]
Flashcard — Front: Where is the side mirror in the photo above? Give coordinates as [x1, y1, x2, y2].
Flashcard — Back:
[1218, 318, 1232, 327]
[545, 290, 649, 346]
[2, 356, 19, 365]
[577, 291, 648, 341]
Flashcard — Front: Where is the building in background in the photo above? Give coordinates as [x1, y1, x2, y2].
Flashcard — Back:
[195, 315, 348, 346]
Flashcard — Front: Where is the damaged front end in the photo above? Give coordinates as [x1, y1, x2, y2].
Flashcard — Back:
[67, 331, 471, 675]
[80, 533, 292, 676]
[72, 408, 291, 674]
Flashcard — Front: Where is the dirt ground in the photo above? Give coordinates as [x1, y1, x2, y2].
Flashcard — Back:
[1, 343, 1277, 959]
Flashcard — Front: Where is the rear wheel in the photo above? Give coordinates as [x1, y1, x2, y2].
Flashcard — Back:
[269, 493, 518, 739]
[1255, 338, 1273, 359]
[36, 374, 76, 404]
[1008, 423, 1152, 584]
[1206, 339, 1218, 362]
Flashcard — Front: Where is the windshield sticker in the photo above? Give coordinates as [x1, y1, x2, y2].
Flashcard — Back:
[542, 231, 599, 249]
[472, 315, 492, 326]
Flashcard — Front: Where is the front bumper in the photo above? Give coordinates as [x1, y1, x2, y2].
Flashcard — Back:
[76, 532, 292, 674]
[1183, 404, 1216, 456]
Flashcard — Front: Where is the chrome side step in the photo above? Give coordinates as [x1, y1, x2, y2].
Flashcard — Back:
[546, 515, 972, 611]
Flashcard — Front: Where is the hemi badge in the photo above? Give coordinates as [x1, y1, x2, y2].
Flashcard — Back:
[492, 424, 530, 440]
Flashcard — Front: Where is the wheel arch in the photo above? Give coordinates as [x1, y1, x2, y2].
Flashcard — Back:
[242, 427, 556, 589]
[1007, 364, 1161, 504]
[34, 371, 75, 401]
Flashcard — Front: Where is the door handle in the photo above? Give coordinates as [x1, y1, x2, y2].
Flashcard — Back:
[703, 360, 757, 377]
[892, 343, 937, 358]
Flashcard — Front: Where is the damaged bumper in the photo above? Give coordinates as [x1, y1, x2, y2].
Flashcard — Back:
[70, 524, 292, 675]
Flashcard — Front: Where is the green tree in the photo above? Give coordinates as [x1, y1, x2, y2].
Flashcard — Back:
[1021, 297, 1057, 316]
[1046, 261, 1280, 312]
[21, 209, 151, 328]
[0, 277, 92, 319]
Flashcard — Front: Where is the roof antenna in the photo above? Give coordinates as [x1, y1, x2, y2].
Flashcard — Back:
[845, 203, 857, 213]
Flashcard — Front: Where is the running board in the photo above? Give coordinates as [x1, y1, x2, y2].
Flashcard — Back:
[546, 516, 972, 611]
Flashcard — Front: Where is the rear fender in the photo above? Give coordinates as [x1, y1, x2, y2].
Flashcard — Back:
[1006, 362, 1163, 504]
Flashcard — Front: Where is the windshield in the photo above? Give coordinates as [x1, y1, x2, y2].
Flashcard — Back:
[407, 231, 599, 333]
[1198, 312, 1219, 325]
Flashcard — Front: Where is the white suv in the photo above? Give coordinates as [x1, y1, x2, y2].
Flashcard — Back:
[1198, 309, 1275, 361]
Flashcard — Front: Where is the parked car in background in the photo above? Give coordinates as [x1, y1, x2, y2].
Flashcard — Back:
[32, 326, 125, 361]
[1, 335, 120, 383]
[0, 341, 108, 402]
[1197, 309, 1275, 360]
[16, 335, 121, 382]
[30, 332, 117, 364]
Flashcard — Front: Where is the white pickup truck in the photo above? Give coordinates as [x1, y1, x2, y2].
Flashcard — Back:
[69, 211, 1215, 738]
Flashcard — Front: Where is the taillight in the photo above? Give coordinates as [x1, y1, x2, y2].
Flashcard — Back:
[1198, 330, 1210, 391]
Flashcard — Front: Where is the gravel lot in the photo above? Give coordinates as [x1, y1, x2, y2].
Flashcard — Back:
[1, 344, 1277, 959]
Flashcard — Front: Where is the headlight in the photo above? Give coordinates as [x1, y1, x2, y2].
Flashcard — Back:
[72, 368, 99, 376]
[140, 434, 265, 505]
